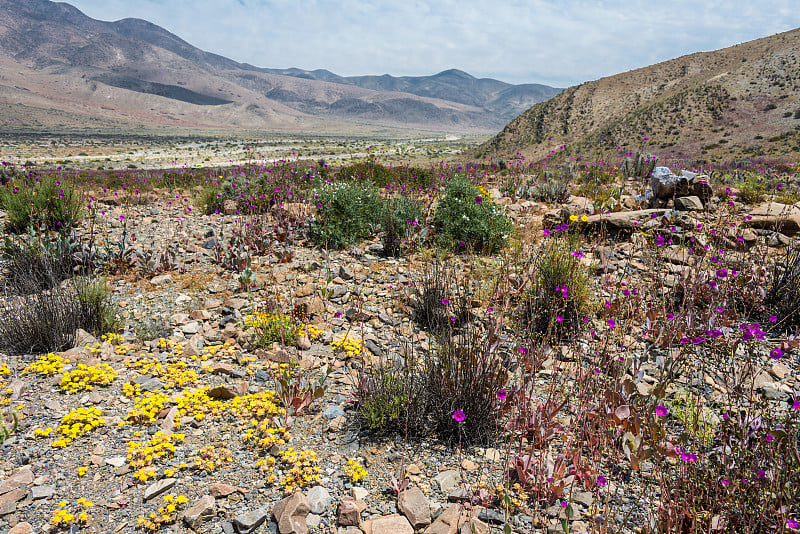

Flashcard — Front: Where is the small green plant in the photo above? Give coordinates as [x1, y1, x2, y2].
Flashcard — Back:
[311, 182, 385, 249]
[275, 364, 330, 427]
[522, 237, 591, 341]
[0, 409, 19, 444]
[383, 197, 423, 257]
[433, 178, 512, 254]
[358, 366, 408, 431]
[196, 184, 224, 215]
[244, 312, 299, 348]
[0, 176, 82, 232]
[74, 277, 122, 335]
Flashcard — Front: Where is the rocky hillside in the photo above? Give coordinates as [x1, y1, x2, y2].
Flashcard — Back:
[480, 27, 800, 161]
[0, 0, 558, 134]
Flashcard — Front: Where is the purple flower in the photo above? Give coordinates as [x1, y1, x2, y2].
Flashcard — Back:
[458, 240, 465, 247]
[453, 410, 465, 423]
[606, 319, 616, 328]
[596, 475, 607, 487]
[716, 269, 728, 279]
[543, 229, 550, 236]
[681, 452, 698, 463]
[786, 518, 798, 529]
[496, 389, 507, 401]
[442, 298, 450, 306]
[770, 348, 784, 359]
[655, 406, 669, 417]
[475, 195, 483, 203]
[793, 401, 800, 411]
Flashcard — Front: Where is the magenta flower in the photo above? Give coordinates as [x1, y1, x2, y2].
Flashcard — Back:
[787, 518, 798, 528]
[596, 475, 607, 487]
[681, 452, 698, 463]
[475, 195, 483, 203]
[793, 401, 800, 411]
[770, 348, 784, 359]
[442, 298, 450, 306]
[496, 389, 507, 401]
[556, 316, 563, 322]
[716, 269, 728, 279]
[655, 406, 669, 417]
[453, 410, 465, 422]
[606, 319, 616, 328]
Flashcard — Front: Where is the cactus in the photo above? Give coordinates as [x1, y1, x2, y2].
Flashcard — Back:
[632, 152, 658, 178]
[0, 410, 19, 444]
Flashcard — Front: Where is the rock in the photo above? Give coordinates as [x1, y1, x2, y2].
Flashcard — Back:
[460, 519, 489, 534]
[183, 495, 216, 529]
[30, 485, 55, 500]
[745, 202, 800, 236]
[674, 196, 704, 211]
[8, 522, 33, 534]
[144, 478, 176, 501]
[0, 466, 34, 495]
[306, 486, 332, 514]
[296, 335, 312, 350]
[0, 489, 25, 504]
[424, 504, 461, 534]
[768, 232, 791, 247]
[182, 321, 201, 334]
[351, 487, 369, 501]
[150, 274, 173, 286]
[324, 405, 346, 419]
[584, 209, 666, 233]
[223, 199, 237, 215]
[404, 463, 421, 475]
[209, 483, 244, 498]
[433, 470, 461, 493]
[650, 167, 689, 199]
[306, 513, 321, 529]
[0, 501, 15, 516]
[398, 487, 431, 529]
[107, 456, 127, 468]
[338, 497, 361, 526]
[690, 179, 713, 202]
[202, 238, 218, 250]
[770, 362, 791, 380]
[361, 514, 414, 534]
[460, 460, 478, 471]
[233, 508, 270, 533]
[208, 381, 249, 399]
[296, 283, 315, 298]
[329, 415, 346, 432]
[74, 328, 97, 346]
[338, 266, 354, 280]
[273, 492, 310, 534]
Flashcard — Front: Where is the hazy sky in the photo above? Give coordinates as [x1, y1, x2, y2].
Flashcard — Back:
[66, 0, 800, 87]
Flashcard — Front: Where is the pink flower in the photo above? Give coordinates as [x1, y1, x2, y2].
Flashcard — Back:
[655, 406, 669, 417]
[496, 390, 507, 401]
[453, 410, 465, 422]
[606, 319, 616, 328]
[596, 475, 607, 487]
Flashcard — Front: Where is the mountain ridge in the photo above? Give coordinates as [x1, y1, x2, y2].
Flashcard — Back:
[0, 0, 560, 134]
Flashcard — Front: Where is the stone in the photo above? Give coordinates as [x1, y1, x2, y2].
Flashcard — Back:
[584, 209, 666, 233]
[144, 478, 176, 501]
[210, 483, 244, 498]
[350, 487, 369, 501]
[273, 492, 310, 534]
[745, 202, 800, 236]
[0, 489, 25, 504]
[338, 266, 355, 280]
[74, 328, 97, 346]
[223, 199, 237, 215]
[150, 274, 173, 286]
[183, 495, 216, 529]
[296, 284, 315, 298]
[306, 486, 332, 514]
[674, 196, 704, 211]
[8, 522, 33, 534]
[460, 460, 478, 471]
[338, 497, 361, 526]
[0, 501, 15, 516]
[233, 508, 270, 533]
[650, 167, 689, 199]
[208, 381, 249, 399]
[107, 456, 127, 468]
[296, 335, 312, 350]
[306, 513, 321, 529]
[361, 514, 414, 534]
[424, 504, 461, 534]
[398, 487, 431, 529]
[770, 362, 791, 380]
[460, 519, 489, 534]
[404, 463, 421, 475]
[433, 470, 461, 493]
[30, 485, 55, 500]
[324, 405, 346, 419]
[0, 466, 33, 495]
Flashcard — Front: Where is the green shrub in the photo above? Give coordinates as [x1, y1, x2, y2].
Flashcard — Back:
[1, 230, 80, 295]
[74, 277, 122, 335]
[382, 197, 423, 257]
[337, 161, 396, 185]
[311, 182, 385, 249]
[522, 237, 591, 341]
[358, 366, 408, 431]
[244, 312, 299, 348]
[433, 178, 512, 254]
[196, 184, 224, 215]
[526, 175, 569, 203]
[0, 176, 82, 232]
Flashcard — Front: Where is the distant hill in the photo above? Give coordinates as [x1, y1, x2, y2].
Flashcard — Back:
[480, 28, 800, 161]
[0, 0, 560, 135]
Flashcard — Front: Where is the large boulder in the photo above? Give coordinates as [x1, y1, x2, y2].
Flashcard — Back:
[650, 167, 689, 199]
[744, 202, 800, 236]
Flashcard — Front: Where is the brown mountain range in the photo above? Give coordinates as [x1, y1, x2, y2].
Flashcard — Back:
[0, 0, 560, 135]
[480, 28, 800, 161]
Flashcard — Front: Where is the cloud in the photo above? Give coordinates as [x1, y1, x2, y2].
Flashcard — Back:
[67, 0, 800, 86]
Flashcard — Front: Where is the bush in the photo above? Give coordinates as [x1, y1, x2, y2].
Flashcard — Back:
[0, 277, 120, 355]
[337, 161, 396, 185]
[0, 176, 82, 232]
[1, 230, 80, 295]
[357, 328, 507, 445]
[310, 182, 385, 249]
[411, 260, 473, 334]
[244, 312, 299, 348]
[382, 197, 423, 257]
[196, 184, 224, 215]
[763, 243, 800, 331]
[526, 176, 569, 203]
[433, 178, 512, 254]
[521, 237, 591, 341]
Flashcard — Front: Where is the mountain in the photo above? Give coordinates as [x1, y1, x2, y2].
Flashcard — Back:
[0, 0, 560, 135]
[480, 28, 800, 161]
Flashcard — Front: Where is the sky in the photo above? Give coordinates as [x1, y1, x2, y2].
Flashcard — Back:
[66, 0, 800, 87]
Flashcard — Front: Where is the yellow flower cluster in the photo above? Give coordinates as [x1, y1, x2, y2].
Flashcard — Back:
[344, 459, 368, 482]
[128, 357, 198, 390]
[274, 448, 321, 494]
[101, 332, 125, 345]
[85, 343, 103, 355]
[124, 390, 171, 424]
[51, 499, 93, 528]
[494, 483, 531, 513]
[174, 387, 223, 421]
[156, 338, 184, 351]
[228, 390, 283, 420]
[136, 494, 188, 531]
[0, 363, 10, 406]
[126, 431, 186, 470]
[77, 466, 88, 477]
[331, 335, 363, 358]
[123, 382, 142, 398]
[197, 343, 236, 361]
[52, 407, 104, 447]
[33, 427, 54, 438]
[190, 445, 232, 470]
[60, 363, 118, 394]
[23, 353, 68, 376]
[243, 421, 291, 453]
[298, 323, 323, 340]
